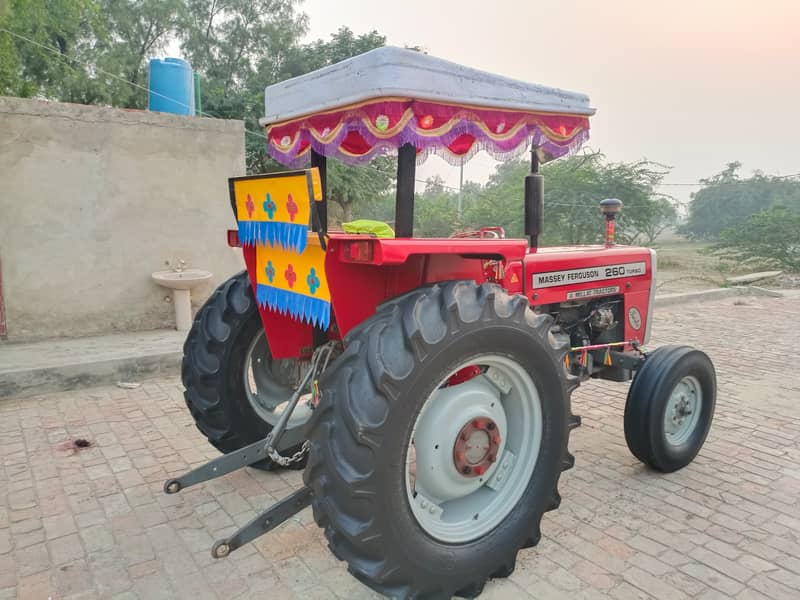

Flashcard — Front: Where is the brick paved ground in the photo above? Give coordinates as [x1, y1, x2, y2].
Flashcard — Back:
[1, 295, 799, 599]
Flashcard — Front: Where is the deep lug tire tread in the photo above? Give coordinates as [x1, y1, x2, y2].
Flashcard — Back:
[303, 281, 580, 599]
[181, 271, 305, 470]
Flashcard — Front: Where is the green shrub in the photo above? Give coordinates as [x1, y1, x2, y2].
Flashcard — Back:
[708, 207, 800, 272]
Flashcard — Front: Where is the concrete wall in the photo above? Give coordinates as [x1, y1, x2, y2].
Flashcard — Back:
[0, 96, 246, 342]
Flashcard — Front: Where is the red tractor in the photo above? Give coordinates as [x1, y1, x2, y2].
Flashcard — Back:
[165, 48, 716, 598]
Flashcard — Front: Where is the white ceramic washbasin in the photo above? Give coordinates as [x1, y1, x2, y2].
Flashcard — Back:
[152, 268, 213, 331]
[151, 269, 212, 290]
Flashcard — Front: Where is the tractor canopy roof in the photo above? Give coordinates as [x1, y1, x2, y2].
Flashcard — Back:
[261, 47, 594, 168]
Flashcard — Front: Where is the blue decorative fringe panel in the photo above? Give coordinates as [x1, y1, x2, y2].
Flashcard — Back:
[238, 220, 308, 254]
[256, 284, 330, 330]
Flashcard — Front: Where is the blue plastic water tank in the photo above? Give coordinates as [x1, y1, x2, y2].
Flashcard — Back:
[148, 58, 195, 116]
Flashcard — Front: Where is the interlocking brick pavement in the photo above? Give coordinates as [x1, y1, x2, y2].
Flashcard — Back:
[1, 295, 799, 599]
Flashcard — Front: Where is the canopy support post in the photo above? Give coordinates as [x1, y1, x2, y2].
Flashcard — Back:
[310, 150, 328, 231]
[310, 149, 330, 346]
[525, 148, 544, 248]
[395, 143, 416, 238]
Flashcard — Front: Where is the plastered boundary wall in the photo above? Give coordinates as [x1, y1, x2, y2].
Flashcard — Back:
[0, 96, 246, 342]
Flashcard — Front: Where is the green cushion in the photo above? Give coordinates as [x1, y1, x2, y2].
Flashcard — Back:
[342, 219, 395, 238]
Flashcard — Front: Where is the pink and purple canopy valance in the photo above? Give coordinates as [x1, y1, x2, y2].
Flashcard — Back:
[265, 97, 591, 168]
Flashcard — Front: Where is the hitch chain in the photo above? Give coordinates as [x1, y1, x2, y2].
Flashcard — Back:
[265, 437, 311, 466]
[263, 342, 336, 467]
[162, 342, 336, 496]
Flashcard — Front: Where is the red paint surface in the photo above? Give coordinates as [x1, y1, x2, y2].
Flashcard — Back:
[286, 194, 298, 221]
[325, 236, 498, 339]
[329, 235, 527, 265]
[524, 245, 653, 344]
[243, 243, 313, 359]
[241, 233, 654, 358]
[447, 365, 482, 386]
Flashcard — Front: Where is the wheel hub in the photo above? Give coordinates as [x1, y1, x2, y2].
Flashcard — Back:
[663, 375, 703, 446]
[671, 396, 692, 424]
[411, 377, 507, 504]
[453, 417, 500, 477]
[405, 358, 544, 543]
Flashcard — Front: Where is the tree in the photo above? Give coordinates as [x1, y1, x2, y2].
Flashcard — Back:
[95, 0, 185, 108]
[0, 0, 105, 102]
[709, 207, 800, 271]
[180, 0, 306, 97]
[278, 26, 385, 78]
[0, 0, 186, 107]
[178, 0, 308, 174]
[463, 153, 675, 245]
[618, 195, 676, 245]
[181, 22, 389, 176]
[682, 162, 800, 239]
[412, 176, 458, 237]
[461, 160, 529, 237]
[327, 157, 395, 224]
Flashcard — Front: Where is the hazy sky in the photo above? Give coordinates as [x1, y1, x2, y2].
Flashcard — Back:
[301, 0, 800, 202]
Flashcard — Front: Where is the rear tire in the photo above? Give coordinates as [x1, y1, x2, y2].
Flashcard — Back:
[182, 271, 308, 470]
[624, 345, 716, 472]
[303, 281, 580, 598]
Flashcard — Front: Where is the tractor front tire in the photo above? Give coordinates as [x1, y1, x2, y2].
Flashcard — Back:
[182, 271, 307, 471]
[624, 345, 716, 473]
[304, 281, 579, 599]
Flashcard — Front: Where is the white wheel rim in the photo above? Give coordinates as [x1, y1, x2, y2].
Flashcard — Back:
[663, 375, 703, 446]
[243, 330, 313, 429]
[405, 355, 543, 543]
